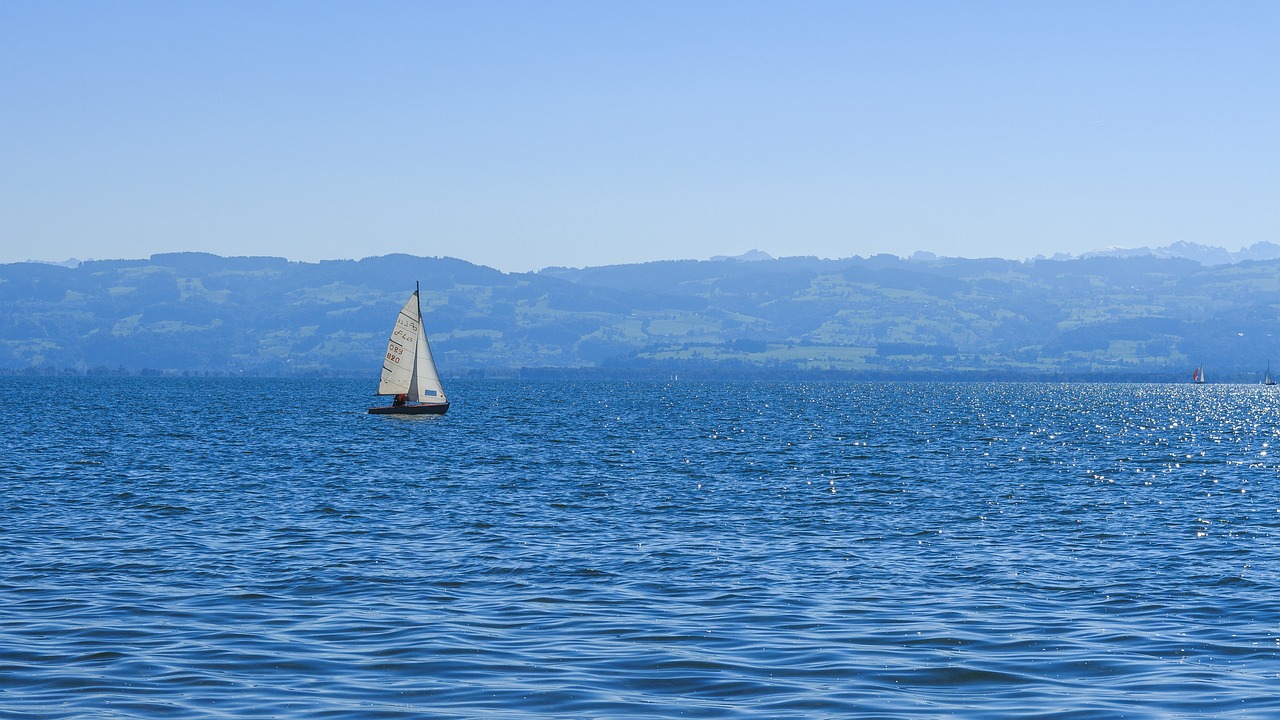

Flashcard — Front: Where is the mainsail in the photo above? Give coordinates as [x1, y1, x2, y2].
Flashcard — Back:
[376, 288, 447, 404]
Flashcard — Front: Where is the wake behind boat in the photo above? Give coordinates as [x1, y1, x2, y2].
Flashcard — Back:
[369, 282, 449, 415]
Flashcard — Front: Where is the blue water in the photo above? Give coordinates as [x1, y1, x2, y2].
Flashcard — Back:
[2, 378, 1279, 718]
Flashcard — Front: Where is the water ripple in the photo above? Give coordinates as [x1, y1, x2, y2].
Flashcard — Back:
[2, 378, 1280, 717]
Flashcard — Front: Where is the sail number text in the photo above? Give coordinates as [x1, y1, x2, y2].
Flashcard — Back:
[386, 343, 405, 364]
[387, 315, 418, 364]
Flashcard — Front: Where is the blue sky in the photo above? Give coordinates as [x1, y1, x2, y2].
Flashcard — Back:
[3, 1, 1277, 272]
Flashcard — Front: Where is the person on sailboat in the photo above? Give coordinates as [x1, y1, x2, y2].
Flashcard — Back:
[392, 393, 407, 407]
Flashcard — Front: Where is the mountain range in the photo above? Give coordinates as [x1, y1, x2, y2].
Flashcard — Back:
[4, 244, 1280, 380]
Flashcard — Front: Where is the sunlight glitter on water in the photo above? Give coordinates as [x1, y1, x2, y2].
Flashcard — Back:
[2, 378, 1279, 718]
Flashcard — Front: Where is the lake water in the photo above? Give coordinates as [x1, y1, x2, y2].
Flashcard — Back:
[2, 377, 1279, 718]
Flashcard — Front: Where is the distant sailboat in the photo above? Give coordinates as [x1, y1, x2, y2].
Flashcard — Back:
[368, 283, 449, 415]
[1192, 366, 1205, 384]
[1265, 363, 1276, 386]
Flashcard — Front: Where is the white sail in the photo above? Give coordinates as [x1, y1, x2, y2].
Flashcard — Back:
[376, 292, 422, 396]
[408, 301, 447, 404]
[376, 288, 448, 404]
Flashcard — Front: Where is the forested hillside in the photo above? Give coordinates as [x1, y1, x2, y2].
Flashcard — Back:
[4, 251, 1280, 380]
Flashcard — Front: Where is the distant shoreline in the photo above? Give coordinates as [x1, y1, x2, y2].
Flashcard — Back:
[0, 365, 1262, 385]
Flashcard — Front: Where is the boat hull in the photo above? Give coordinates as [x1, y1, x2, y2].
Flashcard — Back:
[368, 403, 449, 415]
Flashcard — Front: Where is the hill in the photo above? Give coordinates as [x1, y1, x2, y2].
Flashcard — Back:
[3, 250, 1279, 380]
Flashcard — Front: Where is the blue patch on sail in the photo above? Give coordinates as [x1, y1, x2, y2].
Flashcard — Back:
[422, 390, 438, 396]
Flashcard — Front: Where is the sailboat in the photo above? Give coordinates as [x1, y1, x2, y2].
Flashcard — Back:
[1265, 363, 1276, 386]
[1192, 366, 1205, 384]
[368, 283, 449, 415]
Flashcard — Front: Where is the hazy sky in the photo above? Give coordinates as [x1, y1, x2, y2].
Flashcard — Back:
[3, 1, 1277, 272]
